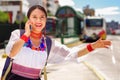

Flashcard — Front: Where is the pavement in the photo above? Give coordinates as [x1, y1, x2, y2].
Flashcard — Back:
[44, 36, 119, 80]
[44, 40, 105, 80]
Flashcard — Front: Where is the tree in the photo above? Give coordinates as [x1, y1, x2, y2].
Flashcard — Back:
[0, 11, 9, 23]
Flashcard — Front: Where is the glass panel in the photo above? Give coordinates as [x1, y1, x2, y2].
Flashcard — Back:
[66, 8, 74, 14]
[86, 19, 103, 27]
[58, 8, 66, 15]
[67, 17, 74, 34]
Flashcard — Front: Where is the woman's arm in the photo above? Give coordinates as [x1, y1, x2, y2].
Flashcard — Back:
[8, 20, 31, 57]
[9, 34, 27, 57]
[78, 38, 111, 57]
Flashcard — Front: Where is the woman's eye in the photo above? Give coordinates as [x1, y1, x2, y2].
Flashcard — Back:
[33, 16, 37, 18]
[41, 16, 45, 19]
[41, 16, 46, 20]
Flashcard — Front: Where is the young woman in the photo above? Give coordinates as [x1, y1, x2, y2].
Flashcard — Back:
[2, 5, 111, 80]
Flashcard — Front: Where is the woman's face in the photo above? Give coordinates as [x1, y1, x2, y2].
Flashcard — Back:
[29, 8, 47, 33]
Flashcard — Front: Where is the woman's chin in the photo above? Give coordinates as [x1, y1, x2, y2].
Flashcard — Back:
[32, 29, 42, 33]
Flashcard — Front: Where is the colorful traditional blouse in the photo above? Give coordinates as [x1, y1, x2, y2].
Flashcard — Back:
[5, 29, 81, 78]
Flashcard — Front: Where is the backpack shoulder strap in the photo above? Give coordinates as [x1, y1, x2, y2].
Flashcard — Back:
[44, 36, 52, 80]
[20, 29, 25, 36]
[45, 36, 52, 58]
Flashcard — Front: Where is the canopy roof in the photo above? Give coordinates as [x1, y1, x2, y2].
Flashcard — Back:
[55, 6, 84, 19]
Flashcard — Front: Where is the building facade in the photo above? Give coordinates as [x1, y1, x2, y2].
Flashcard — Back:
[27, 0, 59, 15]
[83, 5, 95, 16]
[0, 0, 60, 23]
[0, 0, 29, 23]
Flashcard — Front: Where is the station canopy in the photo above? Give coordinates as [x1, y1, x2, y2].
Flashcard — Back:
[55, 6, 84, 19]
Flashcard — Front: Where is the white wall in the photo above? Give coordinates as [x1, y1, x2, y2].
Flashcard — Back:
[0, 0, 29, 23]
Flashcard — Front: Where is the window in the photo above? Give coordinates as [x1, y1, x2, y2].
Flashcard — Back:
[85, 19, 103, 27]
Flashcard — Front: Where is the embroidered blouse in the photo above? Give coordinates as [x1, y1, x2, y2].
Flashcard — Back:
[5, 29, 81, 70]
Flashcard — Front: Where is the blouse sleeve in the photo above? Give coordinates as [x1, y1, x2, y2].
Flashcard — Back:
[5, 29, 20, 55]
[47, 39, 81, 64]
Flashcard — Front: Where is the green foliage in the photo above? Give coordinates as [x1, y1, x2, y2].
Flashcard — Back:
[0, 11, 9, 23]
[47, 12, 54, 16]
[23, 15, 28, 23]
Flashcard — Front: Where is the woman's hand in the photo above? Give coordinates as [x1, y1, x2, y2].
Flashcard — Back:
[24, 20, 33, 37]
[92, 38, 112, 49]
[78, 38, 111, 57]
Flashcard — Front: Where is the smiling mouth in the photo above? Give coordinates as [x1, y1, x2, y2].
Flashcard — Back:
[36, 25, 41, 27]
[36, 23, 42, 27]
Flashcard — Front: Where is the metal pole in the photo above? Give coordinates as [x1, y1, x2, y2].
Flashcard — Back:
[19, 0, 22, 29]
[61, 33, 64, 44]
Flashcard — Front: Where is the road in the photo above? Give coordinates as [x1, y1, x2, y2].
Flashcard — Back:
[46, 35, 120, 80]
[0, 35, 120, 80]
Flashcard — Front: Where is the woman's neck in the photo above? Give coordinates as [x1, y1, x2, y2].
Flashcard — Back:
[30, 31, 42, 39]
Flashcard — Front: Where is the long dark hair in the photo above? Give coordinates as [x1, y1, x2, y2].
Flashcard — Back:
[27, 5, 47, 19]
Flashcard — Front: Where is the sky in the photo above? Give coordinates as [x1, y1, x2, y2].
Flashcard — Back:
[58, 0, 120, 23]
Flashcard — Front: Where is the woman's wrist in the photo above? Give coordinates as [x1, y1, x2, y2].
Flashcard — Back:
[87, 43, 95, 52]
[20, 34, 29, 42]
[92, 42, 98, 49]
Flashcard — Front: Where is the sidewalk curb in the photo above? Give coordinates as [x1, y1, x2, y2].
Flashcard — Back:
[83, 61, 105, 80]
